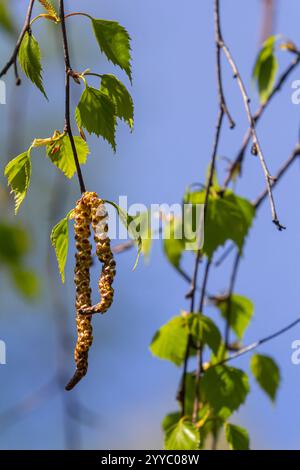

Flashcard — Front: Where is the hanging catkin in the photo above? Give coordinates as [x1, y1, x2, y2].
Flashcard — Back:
[79, 192, 116, 316]
[65, 192, 116, 391]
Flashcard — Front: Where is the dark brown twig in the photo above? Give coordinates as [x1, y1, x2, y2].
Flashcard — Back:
[59, 0, 86, 194]
[0, 0, 35, 84]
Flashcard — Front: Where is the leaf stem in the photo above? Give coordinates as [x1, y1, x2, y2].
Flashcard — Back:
[64, 12, 93, 21]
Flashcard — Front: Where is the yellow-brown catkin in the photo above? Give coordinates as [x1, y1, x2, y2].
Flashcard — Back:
[65, 195, 93, 391]
[79, 192, 116, 316]
[65, 192, 116, 391]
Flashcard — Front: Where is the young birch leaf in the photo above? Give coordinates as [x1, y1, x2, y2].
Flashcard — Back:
[201, 365, 250, 417]
[38, 0, 59, 22]
[150, 316, 189, 366]
[225, 423, 250, 451]
[189, 315, 222, 355]
[75, 87, 116, 151]
[105, 200, 142, 269]
[46, 135, 90, 178]
[4, 151, 31, 214]
[253, 35, 278, 103]
[91, 19, 132, 82]
[50, 213, 72, 283]
[185, 189, 255, 258]
[162, 412, 181, 433]
[250, 354, 280, 402]
[214, 294, 254, 340]
[18, 31, 47, 99]
[100, 74, 134, 129]
[164, 418, 200, 451]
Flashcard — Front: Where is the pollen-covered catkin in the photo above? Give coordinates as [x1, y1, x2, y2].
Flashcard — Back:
[66, 192, 116, 391]
[65, 195, 93, 391]
[79, 193, 116, 316]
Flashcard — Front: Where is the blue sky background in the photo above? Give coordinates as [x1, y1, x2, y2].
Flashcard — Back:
[0, 0, 300, 450]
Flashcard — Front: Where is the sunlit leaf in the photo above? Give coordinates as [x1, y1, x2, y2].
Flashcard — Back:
[46, 134, 90, 179]
[164, 418, 200, 450]
[150, 315, 189, 366]
[91, 18, 132, 81]
[214, 294, 254, 340]
[75, 86, 116, 151]
[50, 212, 73, 283]
[18, 31, 47, 98]
[4, 151, 31, 214]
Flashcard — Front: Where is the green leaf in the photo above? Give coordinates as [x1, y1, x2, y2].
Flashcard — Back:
[164, 217, 185, 269]
[150, 313, 221, 366]
[164, 418, 200, 450]
[201, 365, 250, 417]
[189, 315, 222, 355]
[214, 294, 254, 340]
[105, 200, 142, 269]
[253, 35, 278, 103]
[18, 31, 47, 98]
[100, 74, 134, 129]
[4, 151, 31, 214]
[0, 0, 15, 35]
[46, 134, 90, 179]
[91, 18, 132, 82]
[50, 212, 73, 283]
[250, 354, 280, 402]
[75, 86, 116, 151]
[11, 268, 39, 300]
[185, 189, 255, 258]
[162, 412, 181, 433]
[225, 423, 250, 451]
[150, 315, 189, 366]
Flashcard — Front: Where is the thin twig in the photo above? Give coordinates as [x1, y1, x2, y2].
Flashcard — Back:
[59, 0, 86, 194]
[224, 53, 300, 187]
[216, 0, 283, 229]
[254, 144, 300, 209]
[214, 0, 235, 129]
[0, 0, 35, 84]
[206, 316, 300, 370]
[214, 243, 235, 267]
[192, 259, 212, 422]
[224, 251, 241, 347]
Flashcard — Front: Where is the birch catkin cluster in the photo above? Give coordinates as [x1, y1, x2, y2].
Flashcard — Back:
[65, 192, 116, 391]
